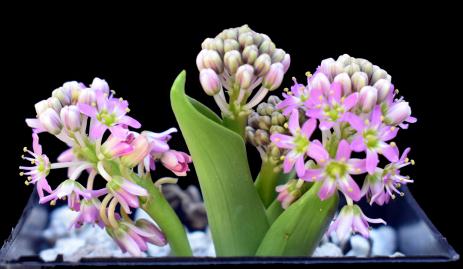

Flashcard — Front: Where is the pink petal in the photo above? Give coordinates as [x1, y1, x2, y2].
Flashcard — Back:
[288, 109, 300, 134]
[343, 92, 358, 111]
[305, 109, 323, 119]
[336, 140, 351, 161]
[318, 178, 337, 200]
[352, 215, 370, 237]
[295, 156, 306, 178]
[400, 147, 411, 163]
[78, 103, 98, 117]
[109, 125, 129, 138]
[90, 121, 107, 139]
[302, 168, 323, 182]
[350, 135, 365, 152]
[346, 113, 364, 132]
[120, 116, 141, 128]
[58, 148, 74, 162]
[381, 143, 399, 162]
[370, 106, 382, 127]
[366, 150, 379, 174]
[32, 133, 42, 155]
[319, 121, 334, 130]
[347, 159, 367, 174]
[271, 133, 294, 149]
[122, 178, 148, 196]
[308, 142, 329, 164]
[338, 175, 361, 201]
[301, 118, 317, 138]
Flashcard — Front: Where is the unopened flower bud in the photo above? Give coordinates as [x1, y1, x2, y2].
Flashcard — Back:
[91, 78, 110, 94]
[351, 71, 369, 92]
[52, 87, 72, 106]
[196, 49, 207, 70]
[35, 100, 50, 116]
[78, 88, 97, 105]
[243, 45, 258, 64]
[47, 97, 63, 112]
[310, 72, 331, 93]
[276, 179, 305, 209]
[135, 219, 167, 246]
[254, 129, 270, 145]
[373, 79, 393, 103]
[238, 24, 252, 35]
[160, 150, 191, 176]
[254, 53, 271, 77]
[238, 32, 254, 48]
[199, 69, 222, 96]
[281, 54, 291, 73]
[223, 39, 240, 53]
[201, 38, 215, 50]
[345, 63, 361, 76]
[223, 28, 238, 40]
[235, 64, 254, 90]
[257, 115, 271, 130]
[358, 86, 378, 113]
[386, 101, 411, 125]
[360, 60, 374, 78]
[337, 54, 352, 66]
[224, 50, 242, 74]
[203, 50, 223, 73]
[60, 105, 81, 132]
[333, 73, 352, 96]
[263, 63, 284, 91]
[121, 134, 150, 168]
[371, 69, 388, 85]
[62, 81, 84, 104]
[259, 39, 276, 55]
[319, 58, 343, 81]
[39, 108, 62, 135]
[271, 111, 286, 126]
[270, 125, 286, 134]
[101, 135, 133, 159]
[271, 49, 286, 63]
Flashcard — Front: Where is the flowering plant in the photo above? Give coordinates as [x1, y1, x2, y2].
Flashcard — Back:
[19, 25, 416, 257]
[21, 79, 193, 256]
[171, 25, 416, 256]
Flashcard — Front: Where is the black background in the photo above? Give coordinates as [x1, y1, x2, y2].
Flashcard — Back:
[2, 3, 462, 268]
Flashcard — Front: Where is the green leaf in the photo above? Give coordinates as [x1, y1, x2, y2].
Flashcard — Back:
[256, 182, 339, 256]
[170, 71, 269, 256]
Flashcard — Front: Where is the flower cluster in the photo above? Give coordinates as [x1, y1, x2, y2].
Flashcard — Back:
[271, 54, 416, 242]
[197, 24, 290, 116]
[20, 78, 192, 256]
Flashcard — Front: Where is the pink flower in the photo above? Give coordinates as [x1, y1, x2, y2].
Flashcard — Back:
[270, 109, 325, 177]
[327, 204, 386, 243]
[78, 90, 141, 139]
[72, 198, 104, 228]
[305, 79, 358, 130]
[160, 150, 192, 176]
[348, 106, 400, 174]
[301, 140, 366, 201]
[362, 147, 414, 205]
[275, 179, 304, 209]
[107, 176, 148, 213]
[140, 128, 178, 173]
[100, 134, 134, 159]
[384, 100, 417, 129]
[39, 179, 91, 211]
[277, 78, 311, 115]
[106, 219, 167, 257]
[19, 133, 52, 199]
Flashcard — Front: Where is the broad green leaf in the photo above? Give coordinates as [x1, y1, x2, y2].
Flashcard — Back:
[256, 182, 339, 256]
[170, 71, 269, 256]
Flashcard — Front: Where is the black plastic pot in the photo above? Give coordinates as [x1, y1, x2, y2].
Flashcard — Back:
[0, 186, 458, 267]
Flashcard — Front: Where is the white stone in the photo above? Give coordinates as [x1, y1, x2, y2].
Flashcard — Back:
[147, 243, 171, 257]
[39, 248, 59, 262]
[55, 237, 86, 257]
[390, 251, 405, 257]
[312, 242, 343, 257]
[346, 235, 370, 257]
[371, 226, 397, 256]
[188, 230, 212, 257]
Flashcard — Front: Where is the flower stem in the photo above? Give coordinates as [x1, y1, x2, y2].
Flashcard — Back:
[255, 159, 284, 207]
[131, 172, 192, 256]
[222, 112, 248, 139]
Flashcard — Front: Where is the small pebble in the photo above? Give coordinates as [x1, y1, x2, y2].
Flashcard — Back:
[313, 243, 343, 257]
[346, 235, 370, 257]
[371, 226, 397, 256]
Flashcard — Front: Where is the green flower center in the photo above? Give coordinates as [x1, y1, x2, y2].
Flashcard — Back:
[323, 103, 345, 122]
[363, 128, 379, 149]
[326, 161, 348, 178]
[293, 133, 309, 154]
[97, 109, 117, 126]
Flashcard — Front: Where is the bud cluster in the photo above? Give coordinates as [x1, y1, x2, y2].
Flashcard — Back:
[20, 78, 192, 256]
[197, 25, 290, 115]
